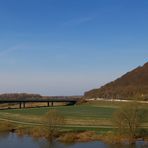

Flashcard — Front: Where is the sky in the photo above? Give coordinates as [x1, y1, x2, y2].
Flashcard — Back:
[0, 0, 147, 96]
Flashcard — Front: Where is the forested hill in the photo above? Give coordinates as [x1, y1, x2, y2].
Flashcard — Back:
[84, 62, 148, 100]
[0, 93, 42, 100]
[0, 93, 82, 100]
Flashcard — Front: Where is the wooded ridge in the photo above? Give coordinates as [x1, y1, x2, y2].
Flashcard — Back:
[84, 62, 148, 100]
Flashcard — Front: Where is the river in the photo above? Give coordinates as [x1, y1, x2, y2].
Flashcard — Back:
[0, 133, 147, 148]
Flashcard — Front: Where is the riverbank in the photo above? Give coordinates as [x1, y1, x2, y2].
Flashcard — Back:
[0, 101, 148, 144]
[1, 132, 147, 148]
[0, 120, 148, 145]
[16, 127, 148, 144]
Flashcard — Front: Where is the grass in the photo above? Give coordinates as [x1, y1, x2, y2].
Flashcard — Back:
[0, 105, 116, 119]
[0, 105, 117, 127]
[60, 126, 113, 134]
[0, 101, 148, 130]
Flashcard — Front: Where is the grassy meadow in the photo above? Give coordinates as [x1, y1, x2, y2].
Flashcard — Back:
[0, 100, 148, 133]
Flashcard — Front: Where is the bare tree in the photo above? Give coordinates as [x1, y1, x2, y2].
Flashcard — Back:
[43, 110, 65, 141]
[112, 102, 142, 143]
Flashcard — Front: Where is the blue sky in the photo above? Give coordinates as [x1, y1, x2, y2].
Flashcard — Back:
[0, 0, 147, 95]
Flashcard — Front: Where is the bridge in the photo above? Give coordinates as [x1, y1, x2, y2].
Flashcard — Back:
[0, 97, 80, 109]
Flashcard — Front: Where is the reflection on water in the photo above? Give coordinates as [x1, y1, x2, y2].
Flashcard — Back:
[0, 133, 147, 148]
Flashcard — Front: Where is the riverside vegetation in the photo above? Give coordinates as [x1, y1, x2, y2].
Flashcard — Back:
[0, 100, 148, 145]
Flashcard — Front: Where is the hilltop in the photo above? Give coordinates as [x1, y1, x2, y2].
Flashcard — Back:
[0, 93, 81, 100]
[84, 62, 148, 100]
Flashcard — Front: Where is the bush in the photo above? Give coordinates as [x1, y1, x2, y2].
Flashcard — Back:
[58, 133, 77, 143]
[137, 128, 148, 138]
[0, 121, 14, 132]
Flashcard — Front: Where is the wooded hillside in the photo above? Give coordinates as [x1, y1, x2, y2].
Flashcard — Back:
[84, 62, 148, 100]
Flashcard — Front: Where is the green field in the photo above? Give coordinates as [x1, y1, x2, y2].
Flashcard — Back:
[0, 101, 148, 132]
[0, 105, 116, 118]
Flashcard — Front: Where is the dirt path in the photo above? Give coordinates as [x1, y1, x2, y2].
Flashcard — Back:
[0, 116, 113, 129]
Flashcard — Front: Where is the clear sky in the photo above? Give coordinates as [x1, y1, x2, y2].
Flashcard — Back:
[0, 0, 147, 96]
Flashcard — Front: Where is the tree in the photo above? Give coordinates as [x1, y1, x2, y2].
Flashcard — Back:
[112, 102, 142, 143]
[43, 110, 65, 141]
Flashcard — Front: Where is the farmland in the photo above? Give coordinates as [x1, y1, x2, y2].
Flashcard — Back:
[0, 100, 148, 132]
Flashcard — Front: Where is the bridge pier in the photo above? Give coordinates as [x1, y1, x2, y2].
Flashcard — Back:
[23, 102, 26, 108]
[47, 102, 53, 107]
[19, 102, 21, 109]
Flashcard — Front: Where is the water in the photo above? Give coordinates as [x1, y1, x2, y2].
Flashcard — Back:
[0, 133, 147, 148]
